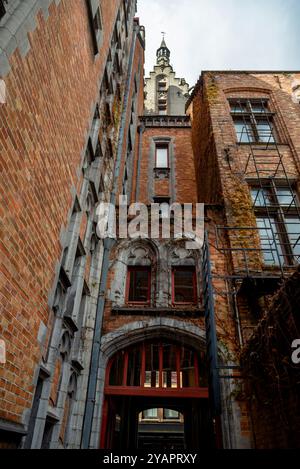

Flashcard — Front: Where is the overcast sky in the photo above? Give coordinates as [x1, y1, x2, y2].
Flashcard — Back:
[137, 0, 300, 87]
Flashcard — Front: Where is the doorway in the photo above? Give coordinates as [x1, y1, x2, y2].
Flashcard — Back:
[100, 339, 218, 449]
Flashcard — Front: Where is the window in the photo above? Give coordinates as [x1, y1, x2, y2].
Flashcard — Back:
[158, 106, 167, 115]
[144, 342, 160, 387]
[255, 217, 282, 266]
[230, 99, 276, 144]
[163, 409, 180, 420]
[0, 1, 7, 20]
[251, 183, 300, 265]
[153, 197, 170, 219]
[107, 341, 208, 390]
[90, 105, 101, 152]
[86, 0, 103, 55]
[285, 217, 300, 259]
[141, 408, 181, 422]
[158, 81, 167, 90]
[172, 267, 197, 304]
[155, 144, 169, 168]
[122, 168, 128, 196]
[162, 343, 177, 388]
[24, 372, 46, 448]
[126, 267, 151, 304]
[142, 408, 158, 420]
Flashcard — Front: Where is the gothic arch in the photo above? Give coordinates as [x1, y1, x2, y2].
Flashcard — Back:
[108, 239, 159, 306]
[100, 318, 207, 361]
[89, 318, 233, 449]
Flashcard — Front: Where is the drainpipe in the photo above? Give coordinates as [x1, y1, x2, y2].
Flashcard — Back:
[81, 24, 138, 449]
[232, 282, 244, 348]
[135, 122, 145, 202]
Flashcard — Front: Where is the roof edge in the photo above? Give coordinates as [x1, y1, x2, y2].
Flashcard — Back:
[186, 70, 300, 110]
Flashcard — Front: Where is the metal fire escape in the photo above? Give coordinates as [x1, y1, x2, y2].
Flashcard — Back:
[201, 99, 300, 418]
[216, 98, 300, 279]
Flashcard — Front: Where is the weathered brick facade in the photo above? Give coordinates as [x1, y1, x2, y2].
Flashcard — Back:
[1, 0, 299, 450]
[188, 71, 300, 448]
[0, 0, 143, 448]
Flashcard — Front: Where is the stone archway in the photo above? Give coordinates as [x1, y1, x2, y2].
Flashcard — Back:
[87, 317, 248, 449]
[89, 318, 209, 449]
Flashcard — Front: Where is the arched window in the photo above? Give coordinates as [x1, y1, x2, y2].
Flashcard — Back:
[123, 242, 157, 307]
[107, 340, 208, 391]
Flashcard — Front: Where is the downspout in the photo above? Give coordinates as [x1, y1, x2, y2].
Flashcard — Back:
[232, 281, 243, 348]
[81, 24, 138, 449]
[135, 122, 144, 202]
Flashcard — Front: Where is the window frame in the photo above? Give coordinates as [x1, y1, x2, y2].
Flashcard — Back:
[230, 99, 277, 145]
[126, 266, 151, 305]
[155, 144, 169, 169]
[0, 1, 7, 20]
[163, 408, 180, 420]
[172, 266, 197, 305]
[106, 340, 207, 392]
[86, 0, 103, 56]
[142, 408, 159, 421]
[153, 197, 171, 219]
[250, 181, 300, 266]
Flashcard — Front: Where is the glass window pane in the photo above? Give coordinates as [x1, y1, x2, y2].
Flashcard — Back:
[128, 268, 150, 303]
[285, 217, 300, 260]
[250, 101, 267, 113]
[162, 343, 178, 388]
[164, 409, 180, 420]
[180, 347, 195, 387]
[143, 408, 158, 420]
[198, 351, 209, 387]
[173, 268, 195, 303]
[156, 147, 168, 168]
[276, 188, 296, 207]
[144, 343, 159, 388]
[256, 120, 275, 143]
[234, 119, 254, 143]
[251, 188, 272, 207]
[256, 217, 283, 265]
[109, 352, 124, 385]
[230, 102, 247, 113]
[127, 345, 142, 386]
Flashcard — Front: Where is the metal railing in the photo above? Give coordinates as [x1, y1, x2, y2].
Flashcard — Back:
[216, 224, 300, 277]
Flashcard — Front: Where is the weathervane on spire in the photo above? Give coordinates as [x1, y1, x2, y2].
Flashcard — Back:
[156, 32, 170, 66]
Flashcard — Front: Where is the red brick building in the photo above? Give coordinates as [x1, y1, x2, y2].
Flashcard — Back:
[187, 71, 300, 448]
[0, 0, 144, 448]
[1, 0, 300, 450]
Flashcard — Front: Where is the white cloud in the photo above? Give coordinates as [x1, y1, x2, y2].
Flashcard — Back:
[137, 0, 300, 87]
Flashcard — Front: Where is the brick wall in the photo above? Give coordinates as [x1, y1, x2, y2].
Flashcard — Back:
[189, 71, 300, 448]
[0, 0, 120, 430]
[138, 126, 197, 205]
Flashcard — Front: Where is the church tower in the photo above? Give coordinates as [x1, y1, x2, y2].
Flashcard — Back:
[144, 35, 190, 115]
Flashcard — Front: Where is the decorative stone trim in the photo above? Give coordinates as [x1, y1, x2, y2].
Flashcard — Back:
[141, 115, 191, 128]
[112, 306, 204, 317]
[154, 167, 170, 179]
[0, 0, 62, 77]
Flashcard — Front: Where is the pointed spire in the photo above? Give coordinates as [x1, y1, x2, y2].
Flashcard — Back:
[160, 32, 167, 48]
[156, 32, 170, 66]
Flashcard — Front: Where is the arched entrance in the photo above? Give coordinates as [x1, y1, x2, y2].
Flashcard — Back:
[100, 339, 217, 450]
